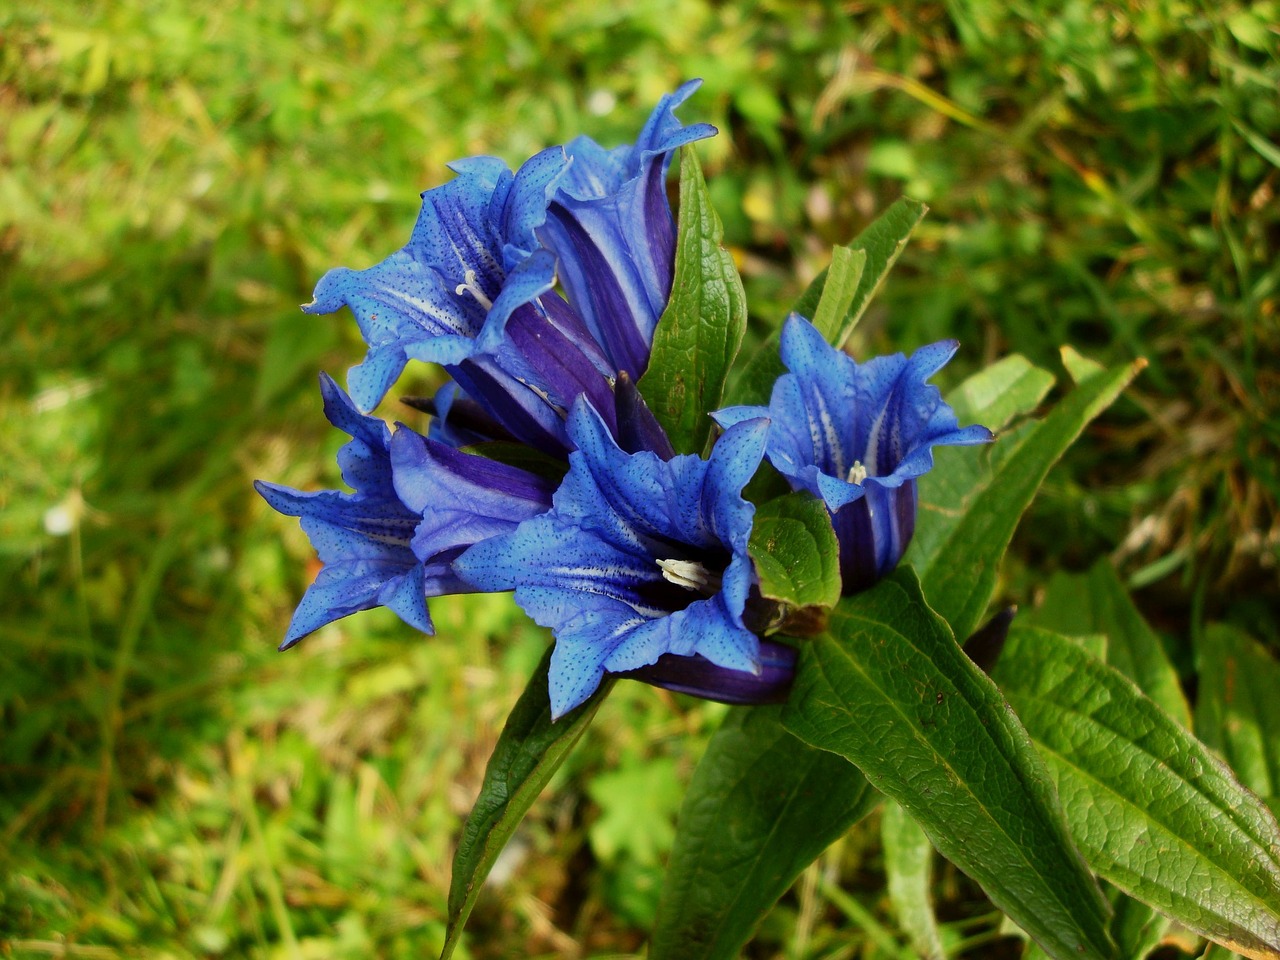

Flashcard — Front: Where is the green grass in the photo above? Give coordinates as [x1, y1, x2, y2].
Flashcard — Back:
[2, 0, 1277, 955]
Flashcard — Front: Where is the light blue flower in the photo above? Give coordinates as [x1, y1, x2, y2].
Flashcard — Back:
[256, 374, 556, 648]
[715, 314, 994, 592]
[454, 398, 768, 718]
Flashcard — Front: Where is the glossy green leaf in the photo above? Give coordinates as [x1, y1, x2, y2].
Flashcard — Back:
[639, 146, 747, 456]
[748, 491, 841, 629]
[993, 626, 1280, 960]
[441, 649, 609, 960]
[1031, 559, 1190, 729]
[726, 197, 927, 408]
[917, 358, 1144, 640]
[650, 706, 878, 960]
[782, 570, 1115, 960]
[883, 799, 946, 960]
[1196, 624, 1280, 801]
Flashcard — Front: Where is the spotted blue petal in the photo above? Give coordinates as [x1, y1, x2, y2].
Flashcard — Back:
[455, 398, 767, 718]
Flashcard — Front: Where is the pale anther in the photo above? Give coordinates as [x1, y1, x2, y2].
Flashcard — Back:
[657, 558, 722, 594]
[455, 269, 494, 311]
[847, 460, 868, 484]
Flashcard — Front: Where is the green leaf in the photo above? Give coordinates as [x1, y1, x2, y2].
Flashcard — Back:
[946, 354, 1057, 433]
[638, 146, 747, 456]
[992, 626, 1280, 960]
[650, 706, 878, 960]
[722, 327, 786, 410]
[916, 358, 1144, 640]
[908, 355, 1055, 576]
[1108, 888, 1168, 960]
[1196, 624, 1280, 801]
[792, 197, 929, 349]
[782, 570, 1116, 960]
[1030, 559, 1191, 729]
[441, 648, 609, 960]
[808, 245, 866, 343]
[748, 492, 841, 631]
[883, 799, 946, 960]
[726, 197, 928, 408]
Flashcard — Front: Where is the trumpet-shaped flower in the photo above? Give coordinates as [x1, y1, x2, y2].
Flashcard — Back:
[304, 85, 714, 458]
[714, 314, 994, 593]
[455, 399, 768, 718]
[538, 79, 716, 378]
[256, 374, 556, 648]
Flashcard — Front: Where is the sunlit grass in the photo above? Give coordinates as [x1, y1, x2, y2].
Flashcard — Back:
[2, 0, 1276, 955]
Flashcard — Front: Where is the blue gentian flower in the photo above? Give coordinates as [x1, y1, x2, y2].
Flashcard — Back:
[304, 151, 570, 412]
[304, 84, 714, 458]
[454, 398, 769, 719]
[538, 79, 716, 378]
[715, 314, 994, 593]
[256, 374, 556, 648]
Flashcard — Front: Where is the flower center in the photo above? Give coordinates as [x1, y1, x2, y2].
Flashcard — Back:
[454, 269, 494, 311]
[846, 460, 868, 484]
[656, 558, 722, 595]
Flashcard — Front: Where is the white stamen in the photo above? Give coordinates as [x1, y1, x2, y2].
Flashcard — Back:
[847, 460, 868, 484]
[454, 269, 494, 311]
[657, 558, 722, 594]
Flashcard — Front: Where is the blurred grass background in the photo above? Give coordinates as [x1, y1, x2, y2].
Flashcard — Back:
[1, 1, 1276, 956]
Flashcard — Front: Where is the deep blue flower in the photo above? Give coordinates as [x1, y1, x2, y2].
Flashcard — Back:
[303, 84, 713, 458]
[304, 151, 570, 413]
[454, 398, 768, 719]
[538, 79, 716, 378]
[715, 314, 994, 593]
[256, 374, 555, 648]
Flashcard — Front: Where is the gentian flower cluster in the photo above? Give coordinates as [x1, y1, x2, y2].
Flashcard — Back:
[258, 83, 991, 718]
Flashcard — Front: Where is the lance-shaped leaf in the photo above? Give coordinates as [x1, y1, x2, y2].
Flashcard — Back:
[907, 354, 1055, 573]
[1196, 624, 1280, 803]
[748, 491, 841, 633]
[782, 570, 1116, 960]
[809, 245, 866, 344]
[793, 197, 928, 350]
[650, 706, 878, 960]
[639, 147, 747, 456]
[883, 799, 946, 960]
[441, 649, 610, 960]
[992, 626, 1280, 960]
[726, 198, 927, 408]
[1031, 559, 1190, 729]
[914, 356, 1145, 640]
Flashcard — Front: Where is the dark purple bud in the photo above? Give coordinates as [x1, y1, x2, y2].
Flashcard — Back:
[832, 481, 918, 595]
[962, 606, 1017, 675]
[614, 371, 676, 461]
[615, 639, 797, 706]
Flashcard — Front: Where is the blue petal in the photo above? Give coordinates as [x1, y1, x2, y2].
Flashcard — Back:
[616, 639, 795, 706]
[455, 396, 764, 718]
[389, 427, 555, 562]
[732, 313, 994, 593]
[537, 83, 717, 378]
[318, 373, 397, 497]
